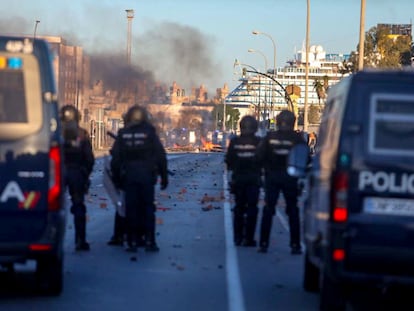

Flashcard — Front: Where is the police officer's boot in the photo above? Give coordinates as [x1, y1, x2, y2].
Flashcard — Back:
[233, 210, 244, 246]
[75, 216, 90, 251]
[243, 213, 257, 247]
[287, 205, 302, 255]
[107, 212, 125, 246]
[258, 207, 273, 253]
[125, 230, 138, 253]
[136, 227, 146, 247]
[145, 230, 159, 252]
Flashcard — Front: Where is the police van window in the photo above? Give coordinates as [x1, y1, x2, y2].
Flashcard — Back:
[0, 52, 42, 140]
[318, 94, 343, 151]
[369, 94, 414, 156]
[0, 70, 27, 122]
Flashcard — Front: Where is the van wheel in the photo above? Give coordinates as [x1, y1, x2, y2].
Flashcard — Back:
[319, 271, 346, 311]
[36, 255, 63, 296]
[303, 251, 319, 292]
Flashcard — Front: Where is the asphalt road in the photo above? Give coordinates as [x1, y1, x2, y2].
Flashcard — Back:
[0, 152, 407, 311]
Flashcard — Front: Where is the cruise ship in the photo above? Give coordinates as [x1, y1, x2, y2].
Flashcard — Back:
[225, 45, 351, 125]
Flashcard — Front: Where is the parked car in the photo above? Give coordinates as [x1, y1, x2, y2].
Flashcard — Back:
[0, 36, 65, 295]
[292, 69, 414, 310]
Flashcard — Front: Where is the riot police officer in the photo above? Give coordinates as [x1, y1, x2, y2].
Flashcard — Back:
[257, 110, 307, 255]
[60, 105, 95, 251]
[106, 119, 144, 248]
[225, 115, 262, 246]
[110, 105, 168, 253]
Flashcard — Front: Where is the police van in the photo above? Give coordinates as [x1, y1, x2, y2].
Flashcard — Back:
[0, 36, 65, 295]
[299, 69, 414, 310]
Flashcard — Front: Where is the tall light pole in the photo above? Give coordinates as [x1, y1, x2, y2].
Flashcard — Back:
[234, 61, 262, 120]
[252, 30, 276, 120]
[358, 0, 366, 70]
[252, 30, 276, 75]
[247, 48, 268, 72]
[248, 49, 269, 122]
[33, 20, 40, 39]
[233, 59, 259, 74]
[125, 9, 134, 66]
[304, 0, 310, 132]
[222, 97, 226, 132]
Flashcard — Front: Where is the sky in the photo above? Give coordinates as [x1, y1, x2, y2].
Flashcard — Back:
[3, 0, 414, 93]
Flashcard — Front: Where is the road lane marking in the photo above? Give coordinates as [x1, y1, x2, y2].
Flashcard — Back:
[276, 210, 290, 232]
[276, 205, 306, 251]
[223, 171, 246, 311]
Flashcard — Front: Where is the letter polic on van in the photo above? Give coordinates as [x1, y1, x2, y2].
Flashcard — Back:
[358, 171, 414, 194]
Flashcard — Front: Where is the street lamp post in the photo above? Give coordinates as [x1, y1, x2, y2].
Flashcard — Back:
[304, 0, 310, 132]
[242, 69, 293, 113]
[234, 59, 259, 75]
[125, 9, 134, 66]
[234, 60, 262, 120]
[33, 20, 40, 39]
[252, 30, 276, 75]
[248, 48, 268, 72]
[222, 98, 226, 132]
[252, 30, 277, 120]
[248, 49, 269, 122]
[358, 0, 366, 70]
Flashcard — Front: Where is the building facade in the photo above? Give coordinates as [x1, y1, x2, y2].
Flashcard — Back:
[41, 36, 89, 116]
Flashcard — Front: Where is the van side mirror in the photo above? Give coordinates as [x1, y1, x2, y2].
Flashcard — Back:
[287, 143, 310, 178]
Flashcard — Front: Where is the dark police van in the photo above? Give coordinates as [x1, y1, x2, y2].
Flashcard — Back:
[300, 69, 414, 310]
[0, 36, 65, 295]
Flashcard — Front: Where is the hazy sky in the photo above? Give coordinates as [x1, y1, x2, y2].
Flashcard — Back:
[3, 0, 414, 92]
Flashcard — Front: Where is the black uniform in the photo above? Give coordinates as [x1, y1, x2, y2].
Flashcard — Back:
[106, 149, 146, 247]
[61, 105, 95, 251]
[106, 143, 129, 247]
[225, 116, 262, 246]
[110, 105, 168, 253]
[257, 110, 306, 254]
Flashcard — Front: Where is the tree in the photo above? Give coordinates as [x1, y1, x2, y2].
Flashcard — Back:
[323, 75, 329, 93]
[309, 104, 320, 124]
[349, 25, 412, 70]
[211, 104, 240, 131]
[340, 54, 357, 74]
[313, 79, 325, 105]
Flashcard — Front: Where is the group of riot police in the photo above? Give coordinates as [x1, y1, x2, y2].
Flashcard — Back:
[225, 110, 308, 255]
[60, 104, 168, 253]
[60, 103, 306, 256]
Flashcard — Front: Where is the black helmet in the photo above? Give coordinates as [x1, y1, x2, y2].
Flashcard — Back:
[124, 105, 148, 127]
[60, 105, 80, 123]
[239, 115, 258, 135]
[60, 105, 81, 141]
[276, 110, 295, 131]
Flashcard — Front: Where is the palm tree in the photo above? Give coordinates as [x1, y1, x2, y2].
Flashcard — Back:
[323, 75, 329, 93]
[313, 79, 325, 105]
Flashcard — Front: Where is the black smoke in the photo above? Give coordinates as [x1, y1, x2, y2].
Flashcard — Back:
[0, 10, 222, 95]
[89, 53, 156, 93]
[135, 21, 222, 92]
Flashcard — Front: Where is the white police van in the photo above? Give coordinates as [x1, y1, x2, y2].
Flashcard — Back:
[300, 69, 414, 310]
[0, 36, 65, 295]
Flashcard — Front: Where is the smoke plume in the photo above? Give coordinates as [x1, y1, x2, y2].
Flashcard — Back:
[0, 7, 222, 95]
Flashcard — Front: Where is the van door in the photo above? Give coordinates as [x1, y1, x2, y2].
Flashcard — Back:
[343, 88, 414, 276]
[0, 46, 51, 244]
